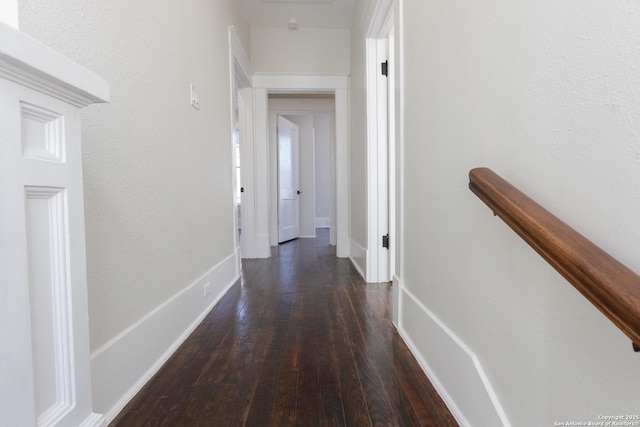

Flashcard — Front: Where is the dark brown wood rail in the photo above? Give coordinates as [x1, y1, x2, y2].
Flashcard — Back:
[469, 167, 640, 351]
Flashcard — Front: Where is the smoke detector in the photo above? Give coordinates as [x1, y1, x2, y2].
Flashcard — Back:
[288, 17, 298, 30]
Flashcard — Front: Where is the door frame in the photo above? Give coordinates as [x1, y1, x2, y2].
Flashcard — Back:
[228, 27, 255, 265]
[253, 74, 349, 258]
[267, 98, 336, 246]
[365, 0, 404, 325]
[366, 0, 396, 283]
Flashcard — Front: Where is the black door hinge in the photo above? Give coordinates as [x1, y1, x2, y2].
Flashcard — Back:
[382, 234, 390, 249]
[381, 60, 388, 77]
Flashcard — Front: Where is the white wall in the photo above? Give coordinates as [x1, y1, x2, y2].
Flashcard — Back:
[314, 113, 332, 228]
[349, 19, 369, 275]
[18, 0, 249, 421]
[283, 114, 316, 237]
[397, 0, 640, 425]
[251, 27, 350, 74]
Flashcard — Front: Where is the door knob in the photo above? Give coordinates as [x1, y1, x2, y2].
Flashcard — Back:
[297, 190, 301, 195]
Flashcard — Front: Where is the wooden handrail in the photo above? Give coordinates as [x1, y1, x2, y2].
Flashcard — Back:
[469, 167, 640, 350]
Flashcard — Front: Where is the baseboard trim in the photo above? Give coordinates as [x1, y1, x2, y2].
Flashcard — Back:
[337, 231, 349, 258]
[256, 233, 271, 258]
[91, 252, 240, 424]
[392, 274, 401, 327]
[315, 216, 330, 228]
[398, 285, 511, 427]
[349, 238, 367, 280]
[79, 412, 106, 427]
[330, 226, 337, 246]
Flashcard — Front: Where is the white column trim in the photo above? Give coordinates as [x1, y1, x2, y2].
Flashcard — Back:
[0, 22, 109, 427]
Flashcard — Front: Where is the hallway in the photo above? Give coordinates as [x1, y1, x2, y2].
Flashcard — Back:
[111, 230, 457, 426]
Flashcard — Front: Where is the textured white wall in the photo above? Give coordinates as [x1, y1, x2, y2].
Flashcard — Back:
[401, 0, 640, 424]
[349, 22, 368, 251]
[251, 27, 350, 74]
[18, 0, 249, 353]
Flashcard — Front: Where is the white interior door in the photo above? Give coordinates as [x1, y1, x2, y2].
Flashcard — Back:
[278, 116, 300, 243]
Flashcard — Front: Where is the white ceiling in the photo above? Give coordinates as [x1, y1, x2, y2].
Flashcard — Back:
[241, 0, 359, 30]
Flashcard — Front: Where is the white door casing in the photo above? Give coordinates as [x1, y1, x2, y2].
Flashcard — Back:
[236, 85, 256, 259]
[228, 26, 257, 262]
[277, 116, 301, 243]
[365, 0, 402, 322]
[365, 37, 392, 283]
[267, 99, 336, 246]
[252, 74, 349, 258]
[365, 0, 398, 284]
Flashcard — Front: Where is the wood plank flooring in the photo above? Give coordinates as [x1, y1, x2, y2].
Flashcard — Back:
[110, 230, 458, 426]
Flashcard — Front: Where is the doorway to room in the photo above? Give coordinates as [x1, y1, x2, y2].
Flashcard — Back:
[268, 94, 337, 247]
[251, 74, 348, 258]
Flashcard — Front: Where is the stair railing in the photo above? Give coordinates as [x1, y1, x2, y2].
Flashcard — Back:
[469, 167, 640, 351]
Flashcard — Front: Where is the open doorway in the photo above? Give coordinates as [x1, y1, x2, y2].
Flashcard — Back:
[231, 66, 254, 259]
[228, 26, 256, 261]
[251, 75, 348, 258]
[268, 94, 337, 247]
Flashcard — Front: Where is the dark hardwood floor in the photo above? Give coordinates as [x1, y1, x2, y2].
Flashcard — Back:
[110, 230, 458, 426]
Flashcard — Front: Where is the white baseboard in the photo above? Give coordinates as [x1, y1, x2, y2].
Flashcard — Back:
[79, 412, 106, 427]
[349, 238, 367, 280]
[398, 285, 511, 427]
[90, 252, 240, 424]
[235, 246, 242, 276]
[392, 274, 401, 327]
[315, 216, 330, 228]
[337, 231, 349, 258]
[256, 233, 271, 258]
